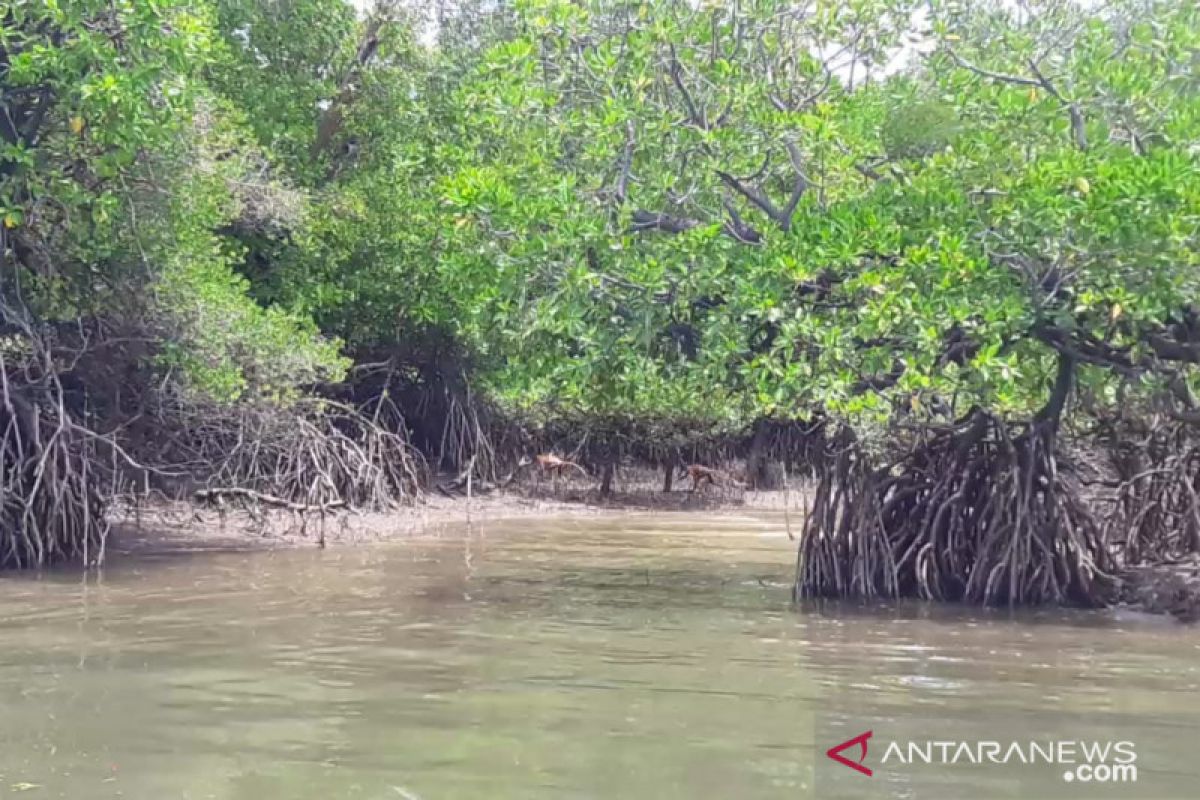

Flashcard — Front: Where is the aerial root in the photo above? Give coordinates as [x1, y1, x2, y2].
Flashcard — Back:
[1, 388, 109, 569]
[167, 396, 428, 515]
[797, 412, 1115, 607]
[1100, 419, 1200, 564]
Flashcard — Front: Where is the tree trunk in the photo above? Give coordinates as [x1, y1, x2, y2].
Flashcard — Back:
[601, 461, 615, 496]
[746, 419, 783, 490]
[662, 456, 675, 492]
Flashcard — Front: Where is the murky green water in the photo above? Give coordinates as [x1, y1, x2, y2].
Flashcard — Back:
[1, 513, 1198, 799]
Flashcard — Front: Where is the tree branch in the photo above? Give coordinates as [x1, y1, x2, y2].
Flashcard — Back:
[1148, 332, 1200, 365]
[614, 120, 635, 205]
[628, 206, 762, 245]
[629, 209, 700, 234]
[716, 142, 809, 231]
[716, 169, 783, 223]
[194, 487, 347, 513]
[312, 16, 385, 159]
[942, 47, 1087, 152]
[944, 48, 1041, 87]
[1026, 58, 1088, 151]
[668, 46, 707, 129]
[720, 197, 763, 244]
[1033, 351, 1076, 429]
[781, 141, 811, 222]
[769, 66, 832, 113]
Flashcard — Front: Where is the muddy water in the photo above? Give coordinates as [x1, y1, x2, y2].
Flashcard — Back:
[1, 513, 1198, 800]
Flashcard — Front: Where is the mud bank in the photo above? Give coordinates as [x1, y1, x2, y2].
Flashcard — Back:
[1118, 557, 1200, 623]
[107, 479, 806, 557]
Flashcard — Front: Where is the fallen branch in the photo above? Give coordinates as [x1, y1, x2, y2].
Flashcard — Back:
[194, 487, 347, 513]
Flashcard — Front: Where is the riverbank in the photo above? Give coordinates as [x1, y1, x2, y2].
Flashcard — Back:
[104, 474, 1200, 625]
[107, 473, 808, 557]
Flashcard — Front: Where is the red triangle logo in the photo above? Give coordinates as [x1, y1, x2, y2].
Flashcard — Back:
[826, 730, 873, 777]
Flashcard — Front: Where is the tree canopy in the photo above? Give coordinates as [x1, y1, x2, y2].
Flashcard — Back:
[7, 0, 1196, 427]
[425, 0, 1200, 439]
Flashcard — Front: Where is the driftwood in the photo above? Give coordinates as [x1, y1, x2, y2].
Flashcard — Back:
[193, 487, 347, 513]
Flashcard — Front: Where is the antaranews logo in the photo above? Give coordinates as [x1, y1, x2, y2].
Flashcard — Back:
[826, 730, 873, 777]
[825, 731, 1137, 785]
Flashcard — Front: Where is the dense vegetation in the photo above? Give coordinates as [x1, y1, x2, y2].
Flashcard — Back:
[3, 1, 1199, 607]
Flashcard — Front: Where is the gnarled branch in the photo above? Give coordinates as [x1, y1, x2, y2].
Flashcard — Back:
[716, 142, 809, 232]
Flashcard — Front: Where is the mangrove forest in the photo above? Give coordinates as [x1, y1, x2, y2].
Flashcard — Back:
[3, 0, 1200, 613]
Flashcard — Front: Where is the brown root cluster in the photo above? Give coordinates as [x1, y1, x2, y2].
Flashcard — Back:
[1100, 419, 1200, 564]
[798, 412, 1116, 607]
[149, 396, 427, 512]
[2, 312, 431, 568]
[1, 386, 109, 569]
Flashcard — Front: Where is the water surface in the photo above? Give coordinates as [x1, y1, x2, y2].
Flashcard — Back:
[1, 513, 1197, 799]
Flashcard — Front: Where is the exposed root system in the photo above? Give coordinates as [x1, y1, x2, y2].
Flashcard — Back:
[1, 383, 109, 569]
[1100, 419, 1200, 564]
[158, 397, 427, 512]
[798, 411, 1116, 607]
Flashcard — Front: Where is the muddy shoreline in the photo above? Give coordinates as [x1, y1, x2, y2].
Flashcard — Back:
[107, 481, 805, 556]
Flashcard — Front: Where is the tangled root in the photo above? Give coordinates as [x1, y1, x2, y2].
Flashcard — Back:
[1, 389, 108, 568]
[1101, 420, 1200, 563]
[157, 396, 427, 512]
[797, 412, 1115, 607]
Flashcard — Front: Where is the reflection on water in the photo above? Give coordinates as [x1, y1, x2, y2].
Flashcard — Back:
[0, 513, 1198, 799]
